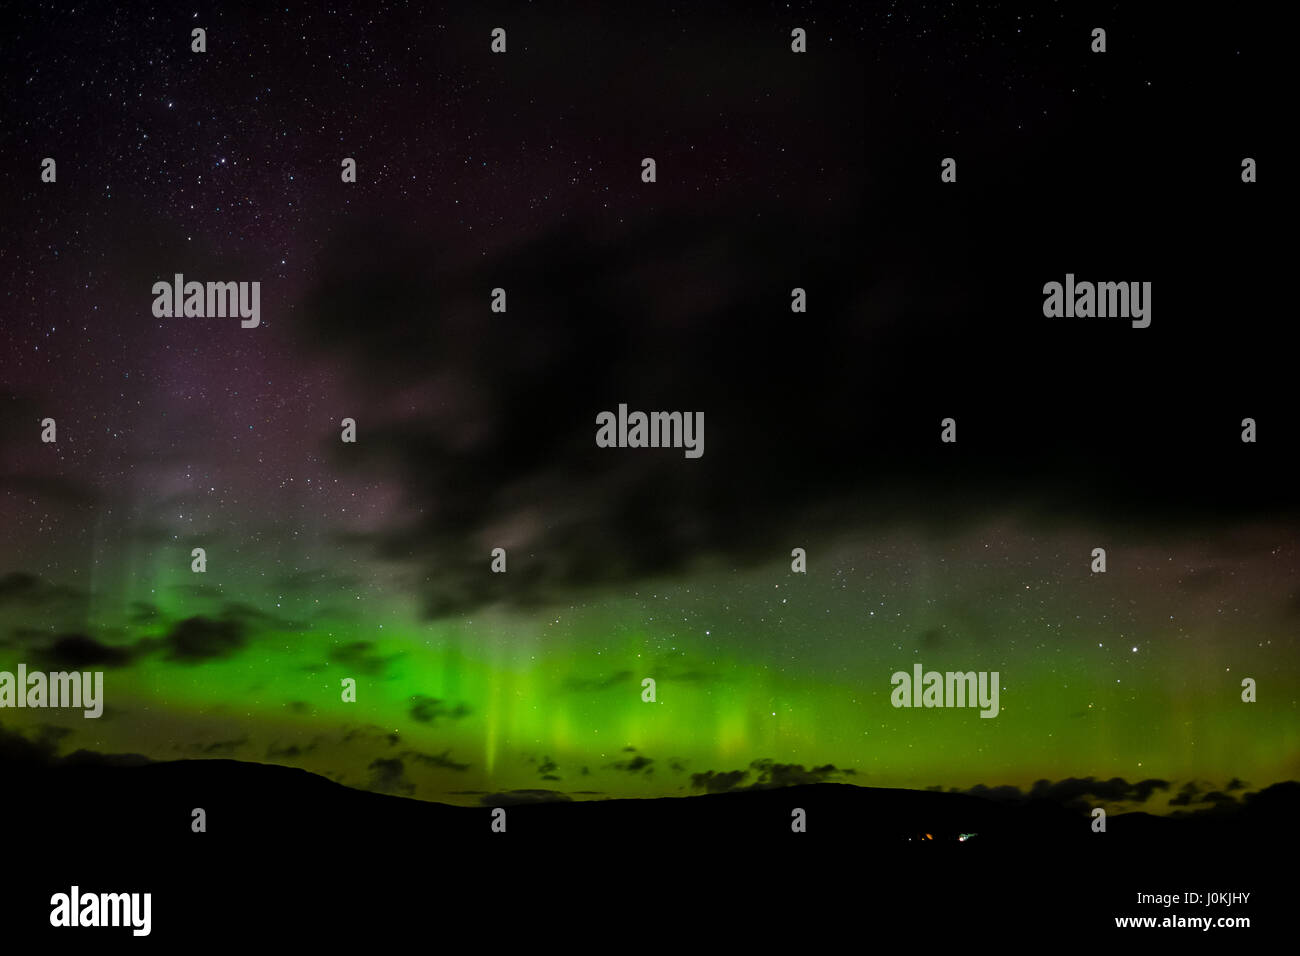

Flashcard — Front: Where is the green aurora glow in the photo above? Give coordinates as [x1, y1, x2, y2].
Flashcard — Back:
[4, 523, 1294, 810]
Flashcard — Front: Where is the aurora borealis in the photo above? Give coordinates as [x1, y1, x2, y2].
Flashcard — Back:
[2, 1, 1295, 821]
[2, 510, 1295, 809]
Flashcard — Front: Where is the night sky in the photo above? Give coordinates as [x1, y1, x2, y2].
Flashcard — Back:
[1, 2, 1294, 813]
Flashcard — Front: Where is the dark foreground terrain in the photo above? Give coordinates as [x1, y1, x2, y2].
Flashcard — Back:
[0, 754, 1291, 944]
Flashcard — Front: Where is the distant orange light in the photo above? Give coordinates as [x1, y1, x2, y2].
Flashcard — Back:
[925, 833, 933, 840]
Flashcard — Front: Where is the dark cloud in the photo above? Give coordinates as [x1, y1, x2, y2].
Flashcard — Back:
[1166, 780, 1243, 810]
[33, 633, 135, 669]
[0, 721, 63, 764]
[267, 738, 322, 759]
[298, 215, 912, 620]
[691, 769, 750, 793]
[561, 670, 634, 693]
[298, 204, 1299, 619]
[402, 749, 471, 772]
[1027, 777, 1170, 805]
[341, 724, 402, 748]
[959, 777, 1172, 807]
[408, 695, 471, 724]
[161, 616, 247, 663]
[1197, 790, 1239, 809]
[751, 760, 857, 788]
[329, 640, 402, 675]
[0, 720, 151, 768]
[127, 601, 159, 624]
[0, 573, 87, 613]
[179, 737, 250, 756]
[610, 755, 654, 775]
[2, 629, 136, 669]
[0, 572, 48, 603]
[366, 757, 415, 795]
[4, 598, 294, 668]
[32, 724, 73, 748]
[690, 759, 856, 794]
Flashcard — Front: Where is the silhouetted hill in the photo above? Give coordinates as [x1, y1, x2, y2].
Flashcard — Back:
[1, 755, 1291, 943]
